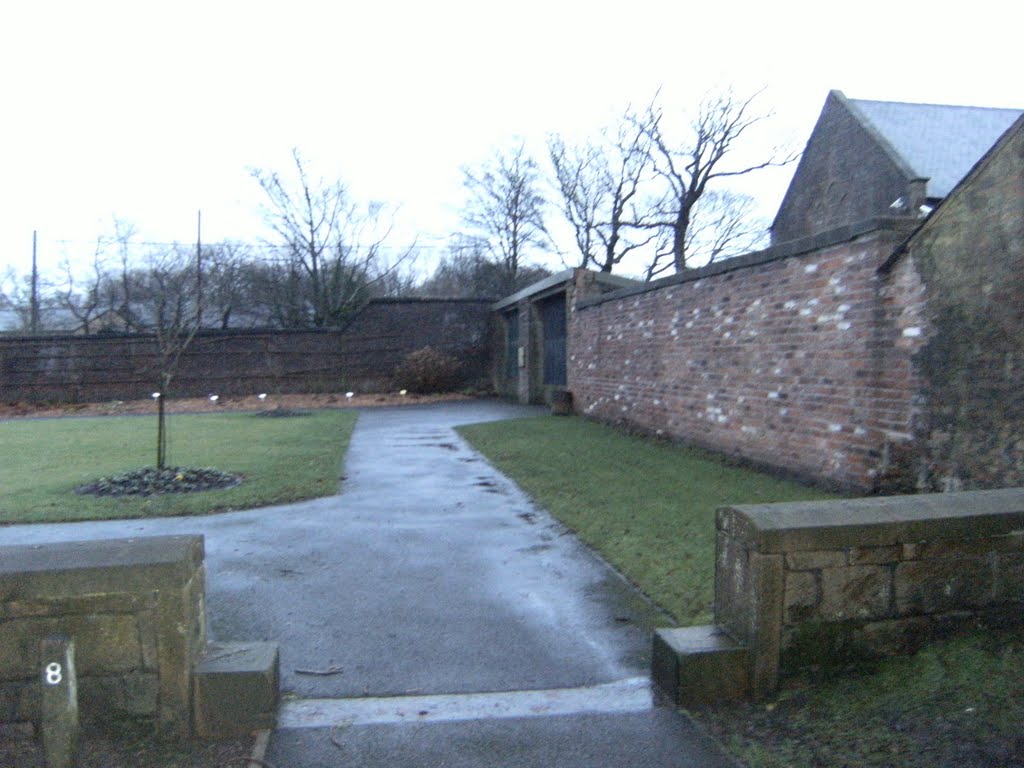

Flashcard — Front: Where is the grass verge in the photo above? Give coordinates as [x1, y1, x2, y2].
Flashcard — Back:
[457, 414, 835, 624]
[0, 410, 356, 524]
[697, 629, 1024, 767]
[459, 414, 1024, 768]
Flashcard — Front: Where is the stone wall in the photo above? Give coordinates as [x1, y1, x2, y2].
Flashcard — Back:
[885, 118, 1024, 490]
[772, 91, 920, 245]
[714, 488, 1024, 698]
[570, 220, 920, 492]
[0, 536, 206, 736]
[0, 298, 492, 403]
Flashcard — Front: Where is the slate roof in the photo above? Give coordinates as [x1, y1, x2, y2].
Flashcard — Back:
[846, 96, 1022, 198]
[881, 112, 1024, 272]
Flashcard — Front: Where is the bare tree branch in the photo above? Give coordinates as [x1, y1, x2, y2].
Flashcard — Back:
[643, 189, 769, 280]
[251, 149, 412, 327]
[549, 117, 661, 274]
[637, 87, 796, 271]
[460, 142, 549, 292]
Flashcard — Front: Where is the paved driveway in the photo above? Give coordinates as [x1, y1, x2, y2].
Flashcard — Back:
[2, 401, 736, 767]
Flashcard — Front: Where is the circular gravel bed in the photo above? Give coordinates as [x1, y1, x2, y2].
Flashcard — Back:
[75, 466, 242, 497]
[252, 408, 311, 418]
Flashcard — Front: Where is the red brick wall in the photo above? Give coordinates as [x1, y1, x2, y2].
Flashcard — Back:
[569, 222, 922, 492]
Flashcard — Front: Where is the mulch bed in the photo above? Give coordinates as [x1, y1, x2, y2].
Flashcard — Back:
[74, 466, 243, 497]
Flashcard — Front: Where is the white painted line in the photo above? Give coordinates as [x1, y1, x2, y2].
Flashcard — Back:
[278, 677, 653, 728]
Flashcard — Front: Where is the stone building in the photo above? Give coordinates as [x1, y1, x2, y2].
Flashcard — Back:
[881, 113, 1024, 490]
[771, 90, 1021, 244]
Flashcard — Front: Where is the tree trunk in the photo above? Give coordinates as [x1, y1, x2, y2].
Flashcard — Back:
[156, 394, 167, 470]
[673, 203, 693, 272]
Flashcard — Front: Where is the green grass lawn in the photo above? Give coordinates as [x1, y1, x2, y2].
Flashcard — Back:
[458, 414, 835, 624]
[0, 410, 356, 524]
[459, 414, 1024, 768]
[697, 629, 1024, 767]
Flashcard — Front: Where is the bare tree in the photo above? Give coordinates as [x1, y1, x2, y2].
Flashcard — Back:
[0, 271, 14, 311]
[112, 218, 141, 329]
[251, 149, 412, 328]
[638, 87, 795, 272]
[136, 243, 202, 468]
[548, 120, 658, 273]
[200, 241, 251, 329]
[416, 242, 553, 298]
[644, 189, 769, 280]
[460, 142, 549, 292]
[1, 270, 32, 332]
[1, 268, 62, 333]
[689, 189, 769, 262]
[54, 238, 110, 334]
[49, 219, 155, 334]
[243, 256, 306, 329]
[0, 279, 15, 334]
[365, 254, 420, 298]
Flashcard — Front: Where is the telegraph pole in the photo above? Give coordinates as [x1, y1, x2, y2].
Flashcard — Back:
[196, 210, 203, 327]
[30, 230, 40, 334]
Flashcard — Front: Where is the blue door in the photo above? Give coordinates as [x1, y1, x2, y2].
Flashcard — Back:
[540, 295, 567, 386]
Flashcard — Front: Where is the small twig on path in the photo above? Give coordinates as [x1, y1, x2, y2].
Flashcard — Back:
[294, 665, 344, 676]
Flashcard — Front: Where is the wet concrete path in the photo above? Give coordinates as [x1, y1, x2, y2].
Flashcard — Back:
[2, 401, 736, 766]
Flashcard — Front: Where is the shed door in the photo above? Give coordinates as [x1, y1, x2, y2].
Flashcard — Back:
[540, 295, 567, 386]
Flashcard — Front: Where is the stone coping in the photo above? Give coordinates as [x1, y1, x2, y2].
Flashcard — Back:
[718, 488, 1024, 553]
[0, 536, 204, 587]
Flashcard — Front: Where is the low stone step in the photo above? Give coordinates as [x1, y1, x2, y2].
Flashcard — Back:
[651, 625, 750, 705]
[193, 641, 279, 739]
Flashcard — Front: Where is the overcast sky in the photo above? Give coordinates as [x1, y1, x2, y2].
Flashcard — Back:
[2, 0, 1021, 282]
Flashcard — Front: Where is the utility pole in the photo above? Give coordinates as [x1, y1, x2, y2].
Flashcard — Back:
[196, 210, 203, 327]
[30, 230, 40, 334]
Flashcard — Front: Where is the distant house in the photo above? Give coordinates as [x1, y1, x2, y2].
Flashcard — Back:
[771, 90, 1022, 244]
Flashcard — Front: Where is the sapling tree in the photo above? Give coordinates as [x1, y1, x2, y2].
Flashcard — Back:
[137, 243, 203, 469]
